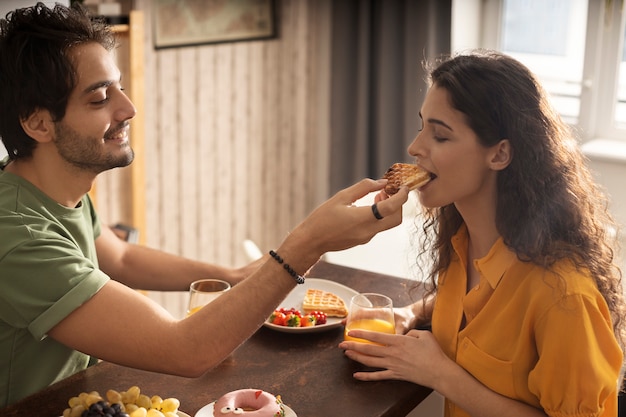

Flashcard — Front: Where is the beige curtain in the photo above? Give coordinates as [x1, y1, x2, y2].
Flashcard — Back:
[329, 0, 451, 192]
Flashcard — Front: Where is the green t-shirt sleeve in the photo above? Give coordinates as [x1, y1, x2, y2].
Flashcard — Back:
[0, 193, 109, 341]
[0, 237, 109, 341]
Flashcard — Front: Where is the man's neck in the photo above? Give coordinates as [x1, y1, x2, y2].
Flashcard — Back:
[4, 157, 95, 208]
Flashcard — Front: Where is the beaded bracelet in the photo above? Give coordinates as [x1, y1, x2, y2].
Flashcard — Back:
[269, 250, 305, 284]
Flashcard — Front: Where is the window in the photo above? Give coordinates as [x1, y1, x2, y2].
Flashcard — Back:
[615, 8, 626, 128]
[500, 0, 587, 124]
[460, 0, 626, 143]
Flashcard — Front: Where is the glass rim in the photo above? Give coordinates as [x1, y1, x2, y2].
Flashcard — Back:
[189, 278, 231, 292]
[350, 292, 392, 307]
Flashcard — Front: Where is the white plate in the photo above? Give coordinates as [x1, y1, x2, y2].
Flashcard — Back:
[195, 401, 296, 417]
[263, 278, 357, 333]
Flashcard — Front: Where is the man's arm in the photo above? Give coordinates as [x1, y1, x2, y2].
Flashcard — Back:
[95, 224, 266, 291]
[48, 179, 409, 377]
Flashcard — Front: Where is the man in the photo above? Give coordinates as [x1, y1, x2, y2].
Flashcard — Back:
[0, 2, 408, 407]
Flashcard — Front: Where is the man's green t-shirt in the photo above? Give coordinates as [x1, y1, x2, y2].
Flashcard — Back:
[0, 158, 109, 407]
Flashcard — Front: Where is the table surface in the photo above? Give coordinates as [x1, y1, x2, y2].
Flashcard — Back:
[1, 261, 432, 417]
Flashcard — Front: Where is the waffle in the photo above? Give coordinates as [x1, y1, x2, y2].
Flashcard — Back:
[382, 163, 431, 195]
[302, 289, 348, 318]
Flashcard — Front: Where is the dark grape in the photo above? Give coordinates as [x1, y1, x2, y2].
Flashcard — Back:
[81, 400, 129, 417]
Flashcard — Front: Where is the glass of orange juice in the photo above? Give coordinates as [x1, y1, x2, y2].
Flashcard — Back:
[187, 279, 231, 316]
[344, 293, 395, 344]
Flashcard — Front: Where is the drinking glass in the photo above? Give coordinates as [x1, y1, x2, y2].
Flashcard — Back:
[186, 279, 231, 316]
[344, 293, 395, 344]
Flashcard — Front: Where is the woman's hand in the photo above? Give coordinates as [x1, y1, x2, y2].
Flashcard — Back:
[338, 329, 450, 388]
[339, 330, 550, 417]
[394, 296, 435, 334]
[394, 305, 418, 334]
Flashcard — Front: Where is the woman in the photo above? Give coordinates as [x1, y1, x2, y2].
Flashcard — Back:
[339, 50, 626, 417]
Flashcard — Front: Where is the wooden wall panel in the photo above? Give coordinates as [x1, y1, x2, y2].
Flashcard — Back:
[156, 48, 180, 254]
[99, 0, 331, 279]
[232, 44, 250, 263]
[246, 42, 265, 258]
[196, 46, 219, 263]
[176, 47, 197, 258]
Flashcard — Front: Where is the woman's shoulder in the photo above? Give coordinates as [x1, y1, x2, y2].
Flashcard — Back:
[508, 256, 601, 301]
[498, 258, 614, 337]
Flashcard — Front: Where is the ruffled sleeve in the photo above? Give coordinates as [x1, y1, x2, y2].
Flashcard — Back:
[528, 292, 622, 417]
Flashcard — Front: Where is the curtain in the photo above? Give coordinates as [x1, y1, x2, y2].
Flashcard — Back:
[329, 0, 451, 193]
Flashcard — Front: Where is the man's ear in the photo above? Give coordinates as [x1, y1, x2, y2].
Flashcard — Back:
[489, 139, 512, 171]
[20, 109, 54, 143]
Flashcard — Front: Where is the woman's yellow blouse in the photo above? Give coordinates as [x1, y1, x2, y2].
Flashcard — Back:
[432, 225, 623, 417]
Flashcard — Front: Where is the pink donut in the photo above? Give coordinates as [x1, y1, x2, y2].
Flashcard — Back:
[213, 389, 284, 417]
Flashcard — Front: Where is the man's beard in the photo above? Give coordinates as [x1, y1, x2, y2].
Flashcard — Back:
[54, 121, 134, 174]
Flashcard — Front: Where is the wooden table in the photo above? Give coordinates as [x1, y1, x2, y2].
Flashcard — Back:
[1, 261, 432, 417]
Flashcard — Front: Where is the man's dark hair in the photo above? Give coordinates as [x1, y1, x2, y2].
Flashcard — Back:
[0, 2, 115, 159]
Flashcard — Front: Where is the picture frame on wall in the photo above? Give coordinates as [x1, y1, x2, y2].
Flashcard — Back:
[153, 0, 276, 49]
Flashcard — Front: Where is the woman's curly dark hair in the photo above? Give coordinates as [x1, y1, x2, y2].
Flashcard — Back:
[0, 2, 115, 159]
[416, 50, 626, 360]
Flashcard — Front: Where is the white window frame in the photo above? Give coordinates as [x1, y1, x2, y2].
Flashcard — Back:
[453, 0, 626, 146]
[579, 0, 624, 141]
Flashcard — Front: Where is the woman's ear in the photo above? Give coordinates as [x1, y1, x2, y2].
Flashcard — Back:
[20, 109, 54, 144]
[489, 139, 512, 171]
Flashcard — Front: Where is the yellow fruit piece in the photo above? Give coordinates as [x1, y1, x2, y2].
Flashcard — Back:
[125, 403, 139, 413]
[146, 409, 166, 417]
[160, 398, 180, 413]
[68, 396, 82, 407]
[85, 393, 103, 407]
[136, 394, 152, 409]
[163, 413, 178, 417]
[129, 407, 148, 417]
[69, 405, 86, 417]
[151, 394, 163, 408]
[107, 389, 122, 404]
[123, 386, 141, 403]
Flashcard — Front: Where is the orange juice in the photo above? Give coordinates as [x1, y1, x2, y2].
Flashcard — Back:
[186, 306, 203, 316]
[187, 279, 230, 317]
[344, 318, 395, 344]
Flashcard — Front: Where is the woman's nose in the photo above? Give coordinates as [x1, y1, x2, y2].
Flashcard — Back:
[407, 130, 423, 157]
